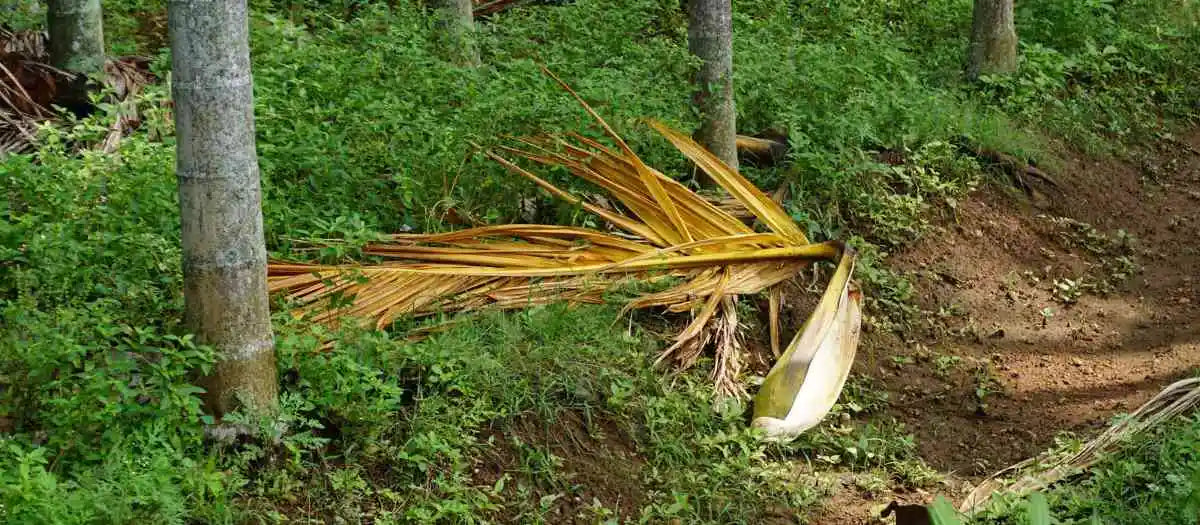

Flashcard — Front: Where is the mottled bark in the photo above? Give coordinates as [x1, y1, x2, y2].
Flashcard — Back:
[687, 0, 737, 173]
[168, 0, 278, 417]
[430, 0, 480, 67]
[967, 0, 1018, 80]
[46, 0, 105, 74]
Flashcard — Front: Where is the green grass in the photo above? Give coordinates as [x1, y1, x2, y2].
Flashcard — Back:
[0, 293, 919, 523]
[0, 115, 917, 520]
[3, 0, 1200, 522]
[967, 415, 1200, 525]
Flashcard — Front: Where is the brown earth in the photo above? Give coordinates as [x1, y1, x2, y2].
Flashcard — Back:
[473, 410, 645, 523]
[812, 134, 1200, 524]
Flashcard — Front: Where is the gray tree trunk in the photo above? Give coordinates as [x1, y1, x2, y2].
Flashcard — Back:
[687, 0, 738, 172]
[967, 0, 1018, 80]
[430, 0, 480, 67]
[46, 0, 105, 74]
[168, 0, 278, 417]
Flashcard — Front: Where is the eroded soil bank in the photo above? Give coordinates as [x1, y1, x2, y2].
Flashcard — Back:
[815, 133, 1200, 523]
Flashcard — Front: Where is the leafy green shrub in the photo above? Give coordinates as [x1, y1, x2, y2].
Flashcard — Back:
[5, 0, 1200, 523]
[0, 86, 233, 525]
[0, 440, 234, 525]
[254, 304, 842, 523]
[1017, 0, 1118, 53]
[1, 91, 181, 320]
[975, 0, 1200, 150]
[0, 302, 235, 524]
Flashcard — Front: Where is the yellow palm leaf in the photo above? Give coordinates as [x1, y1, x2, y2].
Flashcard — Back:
[268, 71, 862, 436]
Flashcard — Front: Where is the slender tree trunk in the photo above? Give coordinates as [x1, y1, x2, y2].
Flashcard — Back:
[967, 0, 1017, 80]
[46, 0, 105, 74]
[168, 0, 278, 417]
[430, 0, 480, 67]
[687, 0, 738, 172]
[46, 0, 104, 114]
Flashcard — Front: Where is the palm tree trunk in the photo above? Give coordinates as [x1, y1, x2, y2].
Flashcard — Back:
[430, 0, 481, 67]
[687, 0, 738, 172]
[168, 0, 278, 417]
[967, 0, 1018, 80]
[46, 0, 105, 74]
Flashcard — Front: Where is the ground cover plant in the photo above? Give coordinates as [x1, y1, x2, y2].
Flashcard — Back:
[3, 0, 1200, 522]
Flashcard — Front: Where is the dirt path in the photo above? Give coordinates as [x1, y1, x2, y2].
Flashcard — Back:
[815, 133, 1200, 523]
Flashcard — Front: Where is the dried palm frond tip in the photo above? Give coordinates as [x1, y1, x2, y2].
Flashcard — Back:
[268, 71, 861, 410]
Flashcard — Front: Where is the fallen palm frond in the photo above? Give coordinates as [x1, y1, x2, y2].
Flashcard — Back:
[103, 56, 154, 101]
[1, 30, 56, 154]
[0, 28, 153, 155]
[959, 376, 1200, 514]
[735, 133, 790, 168]
[98, 56, 154, 153]
[268, 70, 862, 432]
[1, 29, 55, 154]
[0, 28, 46, 60]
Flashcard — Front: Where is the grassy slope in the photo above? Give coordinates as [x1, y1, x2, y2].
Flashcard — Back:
[2, 0, 1200, 523]
[966, 415, 1200, 524]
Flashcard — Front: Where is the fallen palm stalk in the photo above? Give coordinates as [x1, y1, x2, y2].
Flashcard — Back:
[959, 376, 1200, 514]
[268, 70, 862, 436]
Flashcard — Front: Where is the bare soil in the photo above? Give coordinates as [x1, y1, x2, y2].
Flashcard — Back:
[473, 410, 645, 523]
[812, 134, 1200, 523]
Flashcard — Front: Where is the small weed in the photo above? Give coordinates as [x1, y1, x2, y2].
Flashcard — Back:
[891, 458, 943, 489]
[1053, 277, 1084, 304]
[1050, 217, 1124, 255]
[852, 470, 891, 497]
[1000, 271, 1021, 293]
[577, 499, 620, 524]
[938, 303, 969, 319]
[1024, 270, 1043, 285]
[1039, 307, 1056, 327]
[891, 355, 916, 368]
[934, 355, 962, 378]
[1097, 255, 1140, 290]
[839, 375, 892, 416]
[973, 363, 1003, 416]
[1046, 217, 1142, 299]
[850, 238, 919, 330]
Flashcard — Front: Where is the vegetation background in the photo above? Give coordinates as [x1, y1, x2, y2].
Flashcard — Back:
[2, 0, 1199, 523]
